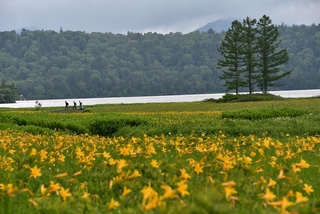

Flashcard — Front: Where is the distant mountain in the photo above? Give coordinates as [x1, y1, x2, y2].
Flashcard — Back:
[197, 18, 237, 33]
[16, 26, 39, 33]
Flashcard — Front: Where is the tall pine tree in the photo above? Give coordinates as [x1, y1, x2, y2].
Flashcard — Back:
[242, 17, 259, 94]
[218, 20, 246, 94]
[218, 15, 291, 95]
[256, 15, 291, 93]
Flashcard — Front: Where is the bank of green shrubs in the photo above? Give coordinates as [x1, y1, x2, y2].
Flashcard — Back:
[1, 97, 320, 139]
[0, 111, 149, 137]
[206, 93, 284, 103]
[221, 108, 308, 120]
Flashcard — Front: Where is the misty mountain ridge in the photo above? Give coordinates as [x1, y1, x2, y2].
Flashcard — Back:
[196, 17, 237, 32]
[13, 18, 319, 35]
[15, 26, 39, 33]
[196, 18, 320, 33]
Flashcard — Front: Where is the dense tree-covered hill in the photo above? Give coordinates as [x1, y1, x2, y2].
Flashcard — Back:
[0, 23, 319, 100]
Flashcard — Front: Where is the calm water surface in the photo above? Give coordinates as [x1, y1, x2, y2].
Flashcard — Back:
[1, 89, 320, 109]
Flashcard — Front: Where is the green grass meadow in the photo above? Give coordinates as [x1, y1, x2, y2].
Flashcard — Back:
[1, 97, 320, 213]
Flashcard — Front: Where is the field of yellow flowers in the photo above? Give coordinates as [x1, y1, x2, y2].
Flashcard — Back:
[1, 99, 320, 213]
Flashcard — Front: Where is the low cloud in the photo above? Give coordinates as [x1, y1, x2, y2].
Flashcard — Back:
[1, 0, 319, 34]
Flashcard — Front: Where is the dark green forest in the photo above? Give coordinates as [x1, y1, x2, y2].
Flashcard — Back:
[0, 23, 319, 100]
[0, 78, 18, 103]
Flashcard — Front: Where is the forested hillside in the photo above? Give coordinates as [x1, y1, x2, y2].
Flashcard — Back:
[0, 24, 319, 100]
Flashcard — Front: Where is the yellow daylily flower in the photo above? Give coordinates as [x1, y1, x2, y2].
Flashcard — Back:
[179, 169, 191, 180]
[55, 172, 68, 178]
[82, 191, 91, 199]
[295, 159, 310, 169]
[224, 186, 237, 199]
[161, 184, 177, 199]
[107, 198, 120, 210]
[121, 186, 132, 197]
[73, 171, 82, 176]
[295, 191, 308, 203]
[5, 183, 19, 197]
[194, 162, 204, 174]
[176, 180, 189, 197]
[222, 180, 236, 187]
[103, 151, 111, 159]
[151, 159, 159, 169]
[261, 188, 276, 202]
[30, 166, 42, 178]
[117, 159, 128, 173]
[128, 169, 142, 179]
[303, 184, 314, 195]
[268, 197, 294, 213]
[40, 184, 49, 197]
[49, 181, 61, 193]
[267, 178, 277, 188]
[59, 187, 72, 201]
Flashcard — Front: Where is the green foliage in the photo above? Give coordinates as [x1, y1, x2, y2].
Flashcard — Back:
[0, 195, 33, 214]
[221, 108, 308, 120]
[88, 115, 149, 137]
[0, 78, 18, 103]
[0, 111, 148, 137]
[220, 107, 313, 137]
[19, 125, 54, 135]
[0, 112, 88, 135]
[33, 191, 99, 214]
[165, 188, 234, 214]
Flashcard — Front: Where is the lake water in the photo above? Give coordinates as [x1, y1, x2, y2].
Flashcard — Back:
[1, 89, 320, 109]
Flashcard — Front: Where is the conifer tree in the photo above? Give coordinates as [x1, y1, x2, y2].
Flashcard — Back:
[218, 15, 291, 95]
[256, 15, 291, 93]
[218, 20, 246, 94]
[242, 17, 259, 94]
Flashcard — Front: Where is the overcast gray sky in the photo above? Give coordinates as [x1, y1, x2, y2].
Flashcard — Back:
[1, 0, 319, 34]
